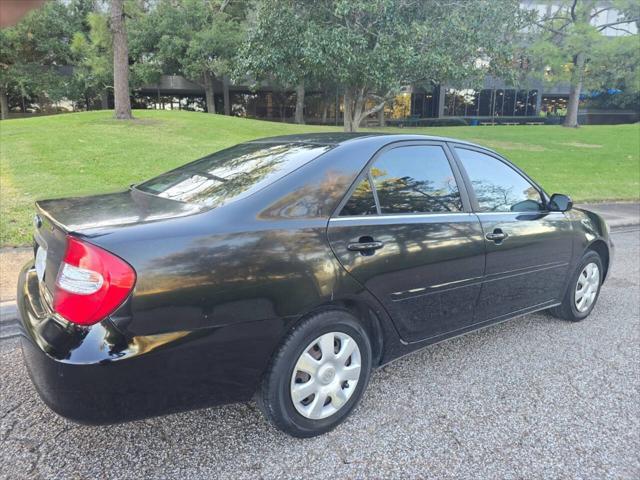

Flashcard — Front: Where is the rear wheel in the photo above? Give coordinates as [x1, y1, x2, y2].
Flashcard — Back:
[257, 310, 372, 437]
[550, 251, 603, 322]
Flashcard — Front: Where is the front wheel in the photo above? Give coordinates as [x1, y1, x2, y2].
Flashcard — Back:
[550, 250, 603, 322]
[257, 310, 372, 437]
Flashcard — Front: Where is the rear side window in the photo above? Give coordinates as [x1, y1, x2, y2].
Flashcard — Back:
[340, 177, 377, 216]
[370, 145, 462, 214]
[455, 148, 543, 212]
[136, 143, 331, 208]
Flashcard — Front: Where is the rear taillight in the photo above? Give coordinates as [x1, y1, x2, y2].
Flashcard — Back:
[53, 236, 136, 326]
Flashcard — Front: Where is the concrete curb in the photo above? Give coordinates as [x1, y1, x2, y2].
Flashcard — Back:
[0, 301, 20, 339]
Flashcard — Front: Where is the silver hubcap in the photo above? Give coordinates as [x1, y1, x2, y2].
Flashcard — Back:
[575, 262, 600, 313]
[290, 332, 361, 420]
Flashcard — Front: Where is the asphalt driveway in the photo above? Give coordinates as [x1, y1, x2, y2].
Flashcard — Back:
[1, 227, 638, 479]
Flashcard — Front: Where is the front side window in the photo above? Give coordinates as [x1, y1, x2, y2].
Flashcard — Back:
[370, 145, 462, 214]
[136, 143, 331, 208]
[455, 148, 543, 212]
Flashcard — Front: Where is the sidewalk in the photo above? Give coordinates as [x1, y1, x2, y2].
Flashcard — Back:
[577, 201, 640, 229]
[1, 202, 638, 338]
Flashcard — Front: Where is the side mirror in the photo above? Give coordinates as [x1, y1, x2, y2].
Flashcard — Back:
[548, 193, 573, 212]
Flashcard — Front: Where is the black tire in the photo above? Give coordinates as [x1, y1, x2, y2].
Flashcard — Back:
[549, 250, 603, 322]
[257, 309, 372, 438]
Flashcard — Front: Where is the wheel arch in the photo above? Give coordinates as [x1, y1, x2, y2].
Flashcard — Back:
[290, 297, 389, 368]
[586, 239, 610, 281]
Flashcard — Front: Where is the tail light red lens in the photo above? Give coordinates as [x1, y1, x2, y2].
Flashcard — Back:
[53, 236, 136, 326]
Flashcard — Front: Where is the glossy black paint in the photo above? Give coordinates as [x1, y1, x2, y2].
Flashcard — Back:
[328, 214, 486, 342]
[17, 133, 613, 424]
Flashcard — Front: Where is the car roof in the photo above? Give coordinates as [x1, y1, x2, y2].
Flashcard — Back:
[247, 132, 488, 151]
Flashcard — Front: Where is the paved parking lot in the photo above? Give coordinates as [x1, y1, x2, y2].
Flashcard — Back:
[1, 228, 638, 479]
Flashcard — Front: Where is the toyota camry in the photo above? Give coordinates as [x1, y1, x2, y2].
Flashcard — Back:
[17, 133, 612, 437]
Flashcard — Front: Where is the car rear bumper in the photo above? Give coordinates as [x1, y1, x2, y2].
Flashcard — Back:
[17, 263, 279, 424]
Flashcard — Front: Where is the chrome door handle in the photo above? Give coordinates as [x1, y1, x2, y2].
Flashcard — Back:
[486, 230, 508, 242]
[347, 241, 384, 252]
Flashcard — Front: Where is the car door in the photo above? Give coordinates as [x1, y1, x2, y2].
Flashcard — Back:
[327, 142, 485, 343]
[451, 145, 574, 321]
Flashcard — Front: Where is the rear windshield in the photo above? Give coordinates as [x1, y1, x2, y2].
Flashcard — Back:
[135, 142, 331, 208]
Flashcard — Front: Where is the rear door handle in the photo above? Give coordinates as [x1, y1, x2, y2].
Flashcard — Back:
[486, 229, 508, 242]
[347, 241, 384, 252]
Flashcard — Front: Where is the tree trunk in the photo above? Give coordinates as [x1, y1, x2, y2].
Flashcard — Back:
[203, 72, 216, 114]
[564, 52, 585, 128]
[222, 76, 231, 115]
[0, 86, 8, 120]
[378, 104, 385, 127]
[490, 88, 497, 125]
[321, 96, 328, 124]
[294, 82, 305, 124]
[343, 88, 365, 132]
[110, 0, 132, 119]
[266, 92, 273, 119]
[343, 87, 374, 132]
[343, 89, 353, 132]
[353, 89, 365, 130]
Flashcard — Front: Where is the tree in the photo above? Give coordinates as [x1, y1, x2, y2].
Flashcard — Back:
[69, 11, 113, 110]
[529, 0, 639, 127]
[130, 0, 245, 115]
[239, 0, 530, 131]
[587, 34, 640, 109]
[332, 0, 532, 131]
[237, 0, 320, 124]
[110, 0, 132, 119]
[0, 0, 76, 119]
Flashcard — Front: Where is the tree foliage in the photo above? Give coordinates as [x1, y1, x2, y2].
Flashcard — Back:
[527, 0, 639, 127]
[238, 0, 531, 131]
[236, 0, 324, 123]
[130, 0, 245, 114]
[0, 0, 81, 117]
[69, 10, 113, 109]
[1, 0, 637, 128]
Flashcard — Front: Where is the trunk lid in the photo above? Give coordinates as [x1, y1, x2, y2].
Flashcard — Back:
[35, 189, 202, 233]
[32, 189, 202, 297]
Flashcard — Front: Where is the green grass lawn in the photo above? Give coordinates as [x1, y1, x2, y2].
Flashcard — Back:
[1, 110, 639, 246]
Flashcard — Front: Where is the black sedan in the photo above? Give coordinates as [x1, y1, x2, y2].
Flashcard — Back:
[17, 133, 613, 437]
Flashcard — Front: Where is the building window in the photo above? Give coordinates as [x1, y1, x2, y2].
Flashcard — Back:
[541, 96, 569, 115]
[412, 93, 425, 117]
[527, 90, 538, 115]
[410, 90, 436, 118]
[444, 89, 479, 117]
[419, 87, 538, 118]
[462, 90, 479, 116]
[495, 90, 505, 116]
[391, 93, 412, 119]
[503, 89, 516, 116]
[515, 90, 528, 115]
[479, 90, 493, 116]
